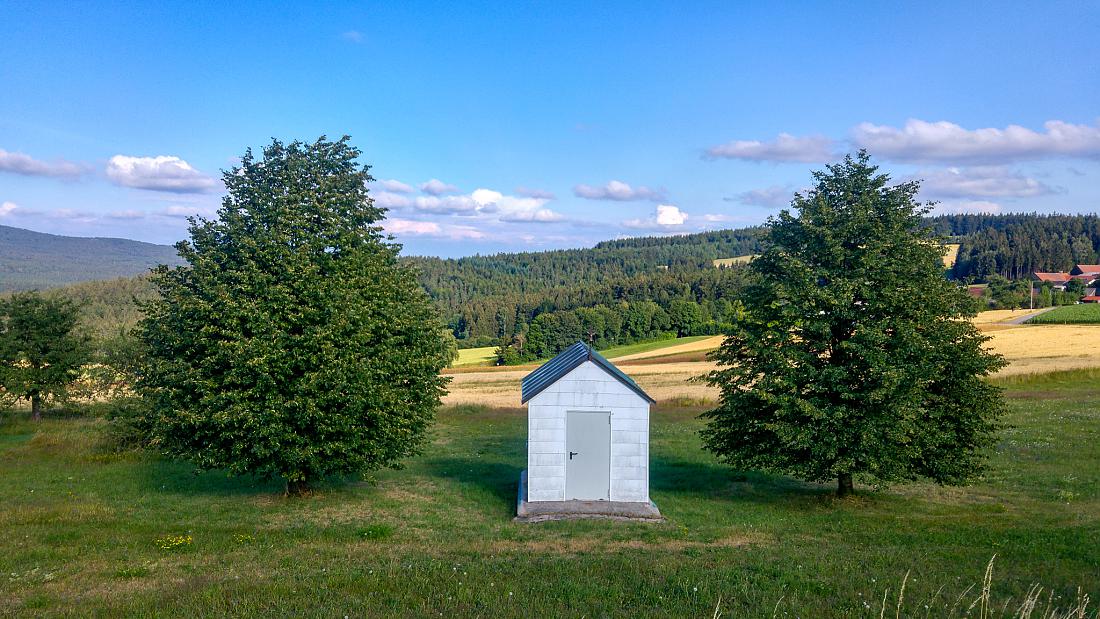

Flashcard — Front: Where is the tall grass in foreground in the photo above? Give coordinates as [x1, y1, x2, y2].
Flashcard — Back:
[750, 557, 1095, 619]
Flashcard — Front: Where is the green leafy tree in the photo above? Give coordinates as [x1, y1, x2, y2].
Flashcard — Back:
[0, 292, 91, 420]
[701, 152, 1006, 496]
[986, 276, 1029, 309]
[137, 136, 451, 494]
[668, 299, 704, 337]
[1065, 277, 1086, 297]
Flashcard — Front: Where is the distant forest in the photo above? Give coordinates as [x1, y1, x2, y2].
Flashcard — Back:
[929, 214, 1100, 281]
[419, 214, 1100, 350]
[0, 224, 183, 292]
[5, 213, 1099, 356]
[408, 228, 763, 349]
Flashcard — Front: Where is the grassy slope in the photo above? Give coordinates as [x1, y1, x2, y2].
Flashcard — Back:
[1026, 303, 1100, 324]
[2, 372, 1098, 616]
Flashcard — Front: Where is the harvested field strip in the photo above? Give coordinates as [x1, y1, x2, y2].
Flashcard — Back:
[609, 335, 723, 361]
[973, 308, 1051, 324]
[445, 324, 1100, 404]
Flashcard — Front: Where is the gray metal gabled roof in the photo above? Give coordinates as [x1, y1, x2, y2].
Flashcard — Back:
[520, 341, 655, 404]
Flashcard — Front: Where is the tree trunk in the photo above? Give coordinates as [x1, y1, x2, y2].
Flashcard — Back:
[285, 479, 311, 496]
[31, 393, 42, 421]
[837, 472, 854, 497]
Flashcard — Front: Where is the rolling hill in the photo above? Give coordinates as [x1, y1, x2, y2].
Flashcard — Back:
[0, 224, 182, 292]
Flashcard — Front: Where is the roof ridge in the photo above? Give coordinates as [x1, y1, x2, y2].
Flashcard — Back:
[520, 340, 655, 404]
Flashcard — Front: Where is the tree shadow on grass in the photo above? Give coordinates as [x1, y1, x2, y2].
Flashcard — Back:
[651, 454, 835, 509]
[420, 456, 522, 518]
[135, 458, 286, 498]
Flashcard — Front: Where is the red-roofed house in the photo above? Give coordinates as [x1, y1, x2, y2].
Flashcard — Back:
[1032, 265, 1100, 295]
[1070, 265, 1100, 288]
[1033, 272, 1072, 289]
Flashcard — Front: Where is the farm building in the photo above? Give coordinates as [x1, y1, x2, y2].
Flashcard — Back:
[515, 341, 661, 521]
[1032, 266, 1100, 292]
[1033, 272, 1073, 289]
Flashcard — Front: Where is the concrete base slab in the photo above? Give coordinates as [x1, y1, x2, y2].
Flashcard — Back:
[515, 470, 663, 523]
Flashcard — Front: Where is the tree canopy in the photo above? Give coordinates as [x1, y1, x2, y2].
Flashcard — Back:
[701, 152, 1006, 496]
[0, 291, 91, 419]
[136, 136, 452, 494]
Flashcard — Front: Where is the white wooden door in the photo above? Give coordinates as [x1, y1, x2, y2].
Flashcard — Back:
[565, 410, 611, 500]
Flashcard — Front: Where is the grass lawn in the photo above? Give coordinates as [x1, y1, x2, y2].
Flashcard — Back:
[2, 371, 1098, 617]
[1026, 303, 1100, 324]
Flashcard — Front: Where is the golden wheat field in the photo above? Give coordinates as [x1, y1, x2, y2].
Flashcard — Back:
[443, 314, 1100, 406]
[971, 308, 1045, 324]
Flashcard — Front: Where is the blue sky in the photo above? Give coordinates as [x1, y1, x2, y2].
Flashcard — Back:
[1, 1, 1098, 256]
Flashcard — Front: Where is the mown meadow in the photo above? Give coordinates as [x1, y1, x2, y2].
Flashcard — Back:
[2, 370, 1098, 617]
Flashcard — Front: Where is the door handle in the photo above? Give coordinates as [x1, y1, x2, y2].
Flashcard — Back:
[569, 451, 578, 460]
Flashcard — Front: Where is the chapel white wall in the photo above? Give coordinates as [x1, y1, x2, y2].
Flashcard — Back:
[526, 360, 650, 503]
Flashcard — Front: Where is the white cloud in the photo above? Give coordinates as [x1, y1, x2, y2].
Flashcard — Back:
[727, 185, 794, 208]
[385, 219, 441, 236]
[500, 209, 564, 223]
[420, 178, 460, 195]
[341, 30, 364, 43]
[384, 218, 486, 240]
[374, 178, 414, 193]
[0, 148, 86, 178]
[699, 213, 735, 223]
[157, 205, 216, 219]
[442, 225, 489, 240]
[573, 180, 666, 202]
[46, 208, 97, 223]
[106, 155, 217, 193]
[471, 188, 564, 222]
[373, 191, 413, 209]
[851, 119, 1100, 164]
[414, 194, 479, 215]
[913, 166, 1056, 199]
[704, 133, 835, 163]
[932, 200, 1003, 215]
[623, 204, 689, 230]
[406, 187, 564, 223]
[0, 201, 20, 217]
[106, 210, 146, 220]
[516, 186, 556, 200]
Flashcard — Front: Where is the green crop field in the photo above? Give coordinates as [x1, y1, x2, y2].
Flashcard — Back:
[1026, 303, 1100, 324]
[453, 346, 498, 367]
[2, 370, 1098, 617]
